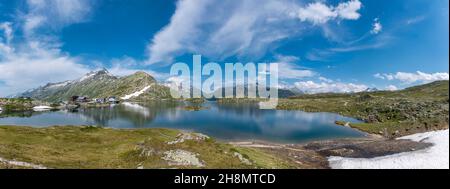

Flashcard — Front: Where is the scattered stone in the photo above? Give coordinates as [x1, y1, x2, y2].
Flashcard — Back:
[137, 163, 144, 169]
[162, 149, 205, 167]
[0, 157, 48, 169]
[233, 152, 252, 165]
[136, 143, 156, 157]
[167, 132, 210, 145]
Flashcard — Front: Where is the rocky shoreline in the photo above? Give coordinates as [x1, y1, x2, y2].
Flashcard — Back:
[230, 129, 442, 169]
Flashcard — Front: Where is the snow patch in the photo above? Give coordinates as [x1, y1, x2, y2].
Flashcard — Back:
[33, 106, 52, 111]
[120, 85, 153, 100]
[47, 81, 72, 88]
[328, 129, 449, 169]
[78, 72, 96, 82]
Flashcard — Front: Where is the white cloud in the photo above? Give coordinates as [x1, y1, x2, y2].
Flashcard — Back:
[374, 71, 449, 84]
[274, 55, 315, 79]
[330, 33, 392, 52]
[306, 26, 393, 61]
[23, 0, 93, 35]
[374, 73, 385, 80]
[0, 22, 13, 44]
[278, 63, 315, 79]
[298, 0, 362, 24]
[0, 24, 89, 96]
[0, 0, 96, 97]
[163, 75, 191, 95]
[294, 81, 368, 94]
[335, 0, 363, 20]
[0, 22, 14, 55]
[297, 2, 338, 24]
[385, 85, 398, 91]
[0, 48, 90, 96]
[406, 16, 426, 25]
[319, 76, 333, 83]
[371, 18, 382, 34]
[1, 0, 172, 97]
[147, 0, 362, 64]
[108, 56, 169, 79]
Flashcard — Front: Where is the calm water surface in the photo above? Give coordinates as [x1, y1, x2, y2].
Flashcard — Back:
[0, 101, 365, 143]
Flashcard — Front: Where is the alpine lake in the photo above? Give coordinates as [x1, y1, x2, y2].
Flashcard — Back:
[0, 101, 365, 143]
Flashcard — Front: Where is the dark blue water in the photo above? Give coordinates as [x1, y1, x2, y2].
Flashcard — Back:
[0, 101, 365, 143]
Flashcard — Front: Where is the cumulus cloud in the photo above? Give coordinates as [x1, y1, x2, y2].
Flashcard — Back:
[297, 0, 362, 24]
[0, 48, 90, 96]
[147, 0, 363, 64]
[0, 22, 89, 96]
[294, 81, 368, 94]
[374, 71, 449, 84]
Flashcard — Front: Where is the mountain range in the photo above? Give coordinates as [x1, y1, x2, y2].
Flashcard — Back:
[15, 68, 386, 102]
[18, 69, 172, 102]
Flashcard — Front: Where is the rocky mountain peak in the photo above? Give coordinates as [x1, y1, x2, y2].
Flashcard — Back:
[96, 68, 110, 75]
[79, 68, 116, 82]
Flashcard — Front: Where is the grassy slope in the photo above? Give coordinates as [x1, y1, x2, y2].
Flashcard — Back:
[277, 81, 449, 137]
[0, 126, 299, 169]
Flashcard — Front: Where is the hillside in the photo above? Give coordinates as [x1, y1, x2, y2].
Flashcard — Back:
[0, 126, 303, 169]
[278, 80, 449, 137]
[18, 69, 172, 102]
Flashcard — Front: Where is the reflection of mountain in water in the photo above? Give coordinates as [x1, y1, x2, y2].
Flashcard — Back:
[0, 101, 365, 143]
[74, 101, 178, 127]
[0, 111, 43, 118]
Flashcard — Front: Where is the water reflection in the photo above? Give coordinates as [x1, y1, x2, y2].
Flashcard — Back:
[0, 101, 364, 143]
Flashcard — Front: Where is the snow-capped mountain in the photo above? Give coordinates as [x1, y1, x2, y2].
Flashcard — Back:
[18, 69, 171, 102]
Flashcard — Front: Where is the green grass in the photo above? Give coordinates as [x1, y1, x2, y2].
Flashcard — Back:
[0, 125, 301, 169]
[231, 147, 298, 169]
[278, 81, 449, 137]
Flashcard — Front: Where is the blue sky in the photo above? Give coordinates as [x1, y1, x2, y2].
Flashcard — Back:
[0, 0, 448, 96]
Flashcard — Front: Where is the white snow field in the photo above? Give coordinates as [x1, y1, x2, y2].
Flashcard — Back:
[328, 129, 449, 169]
[32, 106, 53, 111]
[120, 85, 153, 100]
